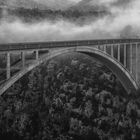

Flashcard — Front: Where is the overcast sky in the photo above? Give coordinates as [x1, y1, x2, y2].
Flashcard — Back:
[0, 0, 140, 43]
[1, 0, 134, 9]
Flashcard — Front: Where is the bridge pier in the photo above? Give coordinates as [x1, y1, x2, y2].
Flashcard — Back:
[111, 45, 114, 57]
[21, 52, 25, 67]
[35, 50, 39, 60]
[117, 44, 121, 62]
[132, 44, 137, 79]
[6, 52, 10, 79]
[130, 44, 133, 74]
[126, 43, 139, 84]
[137, 43, 140, 86]
[136, 43, 138, 82]
[103, 45, 107, 53]
[124, 44, 127, 67]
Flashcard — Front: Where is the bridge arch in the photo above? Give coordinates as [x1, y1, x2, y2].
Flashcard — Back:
[0, 46, 138, 95]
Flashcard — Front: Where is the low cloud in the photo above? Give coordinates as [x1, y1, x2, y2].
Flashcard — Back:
[0, 0, 140, 43]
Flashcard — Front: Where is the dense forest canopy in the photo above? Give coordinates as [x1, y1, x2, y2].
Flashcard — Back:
[0, 53, 140, 140]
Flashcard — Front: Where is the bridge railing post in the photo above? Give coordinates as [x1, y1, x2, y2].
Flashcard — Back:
[6, 52, 10, 79]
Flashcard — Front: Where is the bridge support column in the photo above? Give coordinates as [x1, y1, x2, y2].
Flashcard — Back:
[124, 44, 127, 67]
[103, 45, 107, 54]
[118, 44, 120, 62]
[35, 50, 39, 60]
[136, 43, 138, 82]
[111, 45, 114, 57]
[136, 43, 140, 86]
[6, 52, 10, 79]
[21, 51, 25, 67]
[130, 44, 133, 74]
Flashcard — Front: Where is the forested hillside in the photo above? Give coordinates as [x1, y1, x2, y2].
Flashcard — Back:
[0, 53, 140, 140]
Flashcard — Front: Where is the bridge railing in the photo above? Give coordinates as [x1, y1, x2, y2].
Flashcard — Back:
[0, 39, 140, 51]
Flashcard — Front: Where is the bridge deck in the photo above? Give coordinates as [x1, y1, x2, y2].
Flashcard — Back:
[0, 39, 140, 51]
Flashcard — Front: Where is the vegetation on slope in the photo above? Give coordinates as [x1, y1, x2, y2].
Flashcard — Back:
[0, 53, 140, 140]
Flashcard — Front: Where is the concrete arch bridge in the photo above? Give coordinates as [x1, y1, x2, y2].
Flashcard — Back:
[0, 39, 140, 95]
